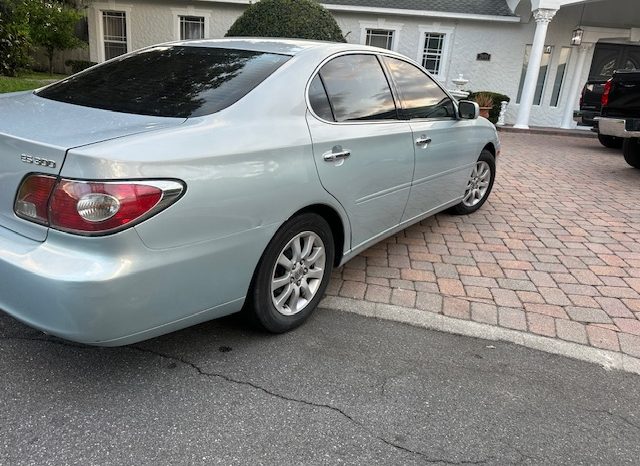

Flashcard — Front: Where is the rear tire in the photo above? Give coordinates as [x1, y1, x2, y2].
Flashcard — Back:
[598, 134, 624, 149]
[450, 149, 496, 215]
[247, 213, 335, 333]
[623, 138, 640, 169]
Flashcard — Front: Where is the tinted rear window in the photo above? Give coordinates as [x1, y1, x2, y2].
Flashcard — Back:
[319, 54, 397, 122]
[36, 46, 291, 118]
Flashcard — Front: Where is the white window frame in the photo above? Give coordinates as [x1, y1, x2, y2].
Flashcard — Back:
[171, 8, 211, 41]
[359, 20, 403, 52]
[93, 2, 132, 63]
[416, 24, 454, 82]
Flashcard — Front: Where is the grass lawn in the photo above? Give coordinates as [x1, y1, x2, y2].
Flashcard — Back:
[0, 71, 68, 94]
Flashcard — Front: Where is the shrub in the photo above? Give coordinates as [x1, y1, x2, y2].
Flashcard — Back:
[467, 91, 510, 124]
[0, 0, 31, 76]
[65, 59, 96, 74]
[226, 0, 345, 42]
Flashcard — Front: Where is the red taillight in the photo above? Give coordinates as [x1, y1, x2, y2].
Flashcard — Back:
[49, 181, 164, 233]
[14, 175, 184, 235]
[601, 79, 612, 107]
[14, 175, 57, 225]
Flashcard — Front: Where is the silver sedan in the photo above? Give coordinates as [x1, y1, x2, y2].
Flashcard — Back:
[0, 39, 499, 345]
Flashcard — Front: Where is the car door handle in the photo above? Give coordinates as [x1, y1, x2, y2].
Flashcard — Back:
[323, 149, 351, 162]
[415, 136, 432, 146]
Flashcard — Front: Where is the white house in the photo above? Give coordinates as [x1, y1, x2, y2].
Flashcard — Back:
[85, 0, 640, 129]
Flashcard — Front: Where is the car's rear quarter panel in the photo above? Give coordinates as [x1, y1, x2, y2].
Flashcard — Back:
[52, 58, 351, 342]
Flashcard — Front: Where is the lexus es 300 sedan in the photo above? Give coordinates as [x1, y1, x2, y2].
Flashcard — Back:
[0, 39, 499, 345]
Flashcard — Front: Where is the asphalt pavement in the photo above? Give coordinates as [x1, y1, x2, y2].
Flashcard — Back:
[1, 308, 639, 465]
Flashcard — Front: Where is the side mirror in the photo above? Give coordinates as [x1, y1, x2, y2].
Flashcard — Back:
[458, 100, 479, 120]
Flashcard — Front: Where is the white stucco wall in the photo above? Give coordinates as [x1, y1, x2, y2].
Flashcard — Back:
[86, 0, 638, 128]
[88, 0, 245, 63]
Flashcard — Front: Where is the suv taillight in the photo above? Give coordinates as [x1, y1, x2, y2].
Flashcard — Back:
[601, 78, 612, 107]
[15, 175, 184, 236]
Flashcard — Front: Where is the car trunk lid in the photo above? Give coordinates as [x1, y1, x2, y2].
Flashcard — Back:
[0, 91, 186, 241]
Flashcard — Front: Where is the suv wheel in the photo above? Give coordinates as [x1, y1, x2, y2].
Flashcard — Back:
[623, 138, 640, 168]
[598, 134, 624, 149]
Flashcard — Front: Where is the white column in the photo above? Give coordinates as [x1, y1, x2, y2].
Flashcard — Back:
[514, 8, 557, 129]
[560, 43, 593, 129]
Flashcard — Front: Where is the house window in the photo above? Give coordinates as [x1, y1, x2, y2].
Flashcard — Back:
[550, 47, 571, 107]
[180, 16, 205, 40]
[102, 11, 127, 60]
[516, 45, 553, 105]
[365, 29, 394, 50]
[421, 33, 445, 75]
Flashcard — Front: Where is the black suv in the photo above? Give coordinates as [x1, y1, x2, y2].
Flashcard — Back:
[596, 70, 640, 168]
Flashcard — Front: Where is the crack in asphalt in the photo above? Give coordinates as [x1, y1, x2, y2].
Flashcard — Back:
[496, 439, 538, 465]
[1, 334, 493, 465]
[586, 409, 640, 432]
[130, 344, 493, 465]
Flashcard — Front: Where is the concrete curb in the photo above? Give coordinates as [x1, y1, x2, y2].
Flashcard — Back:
[320, 296, 640, 376]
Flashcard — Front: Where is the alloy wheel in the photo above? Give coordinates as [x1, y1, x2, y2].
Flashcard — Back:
[270, 231, 326, 316]
[462, 161, 491, 207]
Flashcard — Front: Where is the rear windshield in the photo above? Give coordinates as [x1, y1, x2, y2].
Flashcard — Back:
[36, 46, 291, 118]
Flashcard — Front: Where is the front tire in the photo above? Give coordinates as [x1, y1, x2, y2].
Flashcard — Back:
[623, 138, 640, 168]
[450, 149, 496, 215]
[247, 213, 335, 333]
[598, 134, 624, 149]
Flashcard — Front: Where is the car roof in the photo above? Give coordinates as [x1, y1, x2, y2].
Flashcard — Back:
[169, 37, 393, 57]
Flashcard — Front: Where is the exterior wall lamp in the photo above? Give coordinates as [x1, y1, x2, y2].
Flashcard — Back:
[571, 4, 586, 46]
[571, 27, 584, 46]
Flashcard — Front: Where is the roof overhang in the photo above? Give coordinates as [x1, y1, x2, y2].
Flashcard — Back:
[322, 4, 521, 22]
[509, 0, 605, 13]
[205, 0, 521, 23]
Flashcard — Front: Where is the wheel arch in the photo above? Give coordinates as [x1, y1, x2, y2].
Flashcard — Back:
[483, 142, 496, 157]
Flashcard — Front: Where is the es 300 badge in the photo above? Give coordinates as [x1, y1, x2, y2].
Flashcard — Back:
[20, 154, 57, 169]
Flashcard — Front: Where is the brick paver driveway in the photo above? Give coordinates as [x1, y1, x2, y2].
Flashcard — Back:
[326, 132, 640, 359]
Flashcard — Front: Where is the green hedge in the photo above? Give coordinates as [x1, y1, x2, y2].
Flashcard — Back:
[226, 0, 345, 42]
[467, 91, 510, 124]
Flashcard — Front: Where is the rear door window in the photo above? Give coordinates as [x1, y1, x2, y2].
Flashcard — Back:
[318, 54, 397, 122]
[382, 56, 455, 120]
[36, 46, 290, 118]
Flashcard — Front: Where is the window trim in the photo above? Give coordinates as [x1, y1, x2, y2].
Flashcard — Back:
[359, 20, 403, 52]
[171, 7, 211, 41]
[306, 51, 457, 126]
[416, 25, 454, 82]
[93, 3, 132, 63]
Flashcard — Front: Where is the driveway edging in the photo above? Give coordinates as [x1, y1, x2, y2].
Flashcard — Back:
[321, 296, 640, 376]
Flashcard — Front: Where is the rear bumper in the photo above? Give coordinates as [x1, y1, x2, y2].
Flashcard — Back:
[0, 224, 275, 345]
[595, 117, 640, 138]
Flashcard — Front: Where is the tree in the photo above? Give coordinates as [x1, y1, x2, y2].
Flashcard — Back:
[28, 0, 84, 75]
[226, 0, 345, 43]
[0, 0, 31, 76]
